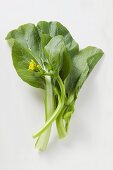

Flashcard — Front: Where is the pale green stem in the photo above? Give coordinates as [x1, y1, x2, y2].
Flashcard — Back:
[56, 94, 75, 138]
[33, 76, 65, 138]
[35, 76, 54, 151]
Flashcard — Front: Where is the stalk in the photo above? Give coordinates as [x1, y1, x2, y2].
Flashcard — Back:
[35, 76, 54, 151]
[56, 106, 67, 138]
[33, 76, 65, 138]
[56, 94, 75, 138]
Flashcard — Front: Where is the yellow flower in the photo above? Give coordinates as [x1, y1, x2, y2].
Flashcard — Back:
[28, 59, 37, 71]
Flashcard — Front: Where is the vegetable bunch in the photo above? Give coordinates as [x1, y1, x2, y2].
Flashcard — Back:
[6, 21, 103, 151]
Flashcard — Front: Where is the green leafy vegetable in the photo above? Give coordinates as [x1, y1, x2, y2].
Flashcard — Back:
[6, 21, 104, 151]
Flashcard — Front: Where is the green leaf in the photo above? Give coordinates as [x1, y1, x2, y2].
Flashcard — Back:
[37, 21, 50, 35]
[39, 34, 52, 64]
[65, 46, 104, 96]
[12, 42, 45, 89]
[37, 21, 79, 79]
[40, 34, 51, 49]
[6, 23, 45, 67]
[37, 21, 79, 58]
[44, 35, 71, 78]
[37, 21, 80, 80]
[59, 49, 71, 81]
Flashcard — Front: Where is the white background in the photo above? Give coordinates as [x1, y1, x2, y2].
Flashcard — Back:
[0, 0, 113, 169]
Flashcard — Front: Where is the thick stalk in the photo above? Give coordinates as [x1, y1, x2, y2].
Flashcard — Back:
[33, 76, 65, 138]
[35, 76, 54, 151]
[56, 106, 67, 138]
[56, 94, 75, 138]
[64, 96, 77, 132]
[55, 87, 67, 138]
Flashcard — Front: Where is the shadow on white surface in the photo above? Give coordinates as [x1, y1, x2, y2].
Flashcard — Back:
[29, 88, 44, 103]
